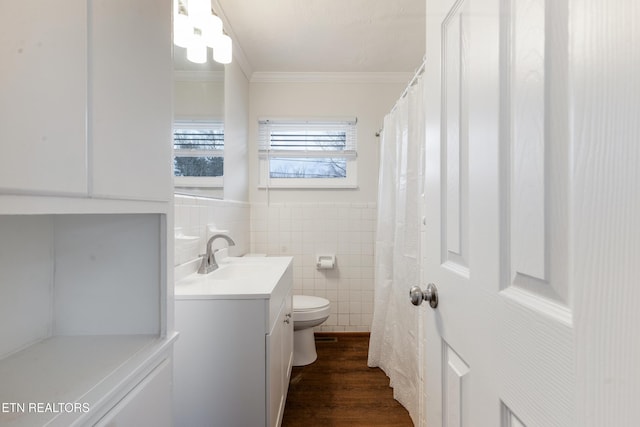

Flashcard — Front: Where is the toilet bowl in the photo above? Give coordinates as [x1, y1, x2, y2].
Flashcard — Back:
[292, 295, 331, 366]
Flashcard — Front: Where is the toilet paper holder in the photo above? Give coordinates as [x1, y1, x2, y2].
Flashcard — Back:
[316, 255, 336, 269]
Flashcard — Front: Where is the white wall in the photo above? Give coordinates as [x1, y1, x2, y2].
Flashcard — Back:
[249, 80, 405, 204]
[247, 78, 405, 331]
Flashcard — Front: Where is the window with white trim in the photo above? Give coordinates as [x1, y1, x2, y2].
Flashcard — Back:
[258, 118, 358, 188]
[173, 120, 224, 187]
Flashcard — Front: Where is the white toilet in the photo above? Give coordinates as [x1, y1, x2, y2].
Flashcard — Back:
[292, 295, 331, 366]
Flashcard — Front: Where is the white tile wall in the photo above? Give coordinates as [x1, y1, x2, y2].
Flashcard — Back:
[174, 195, 250, 279]
[173, 198, 377, 332]
[251, 202, 377, 332]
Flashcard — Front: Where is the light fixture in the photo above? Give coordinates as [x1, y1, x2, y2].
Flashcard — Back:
[187, 0, 211, 29]
[213, 33, 232, 64]
[174, 0, 232, 65]
[203, 14, 223, 48]
[173, 0, 191, 48]
[186, 28, 207, 64]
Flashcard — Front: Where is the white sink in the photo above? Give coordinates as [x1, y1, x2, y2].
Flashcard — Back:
[175, 256, 292, 300]
[206, 262, 266, 279]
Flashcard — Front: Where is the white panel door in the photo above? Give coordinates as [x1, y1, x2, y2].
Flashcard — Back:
[421, 0, 574, 425]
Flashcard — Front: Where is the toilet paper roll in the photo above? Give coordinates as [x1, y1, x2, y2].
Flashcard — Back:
[318, 259, 334, 269]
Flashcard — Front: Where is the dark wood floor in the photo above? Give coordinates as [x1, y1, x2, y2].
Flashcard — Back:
[282, 333, 414, 427]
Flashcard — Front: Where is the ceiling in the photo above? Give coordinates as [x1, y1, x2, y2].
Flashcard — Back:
[214, 0, 425, 76]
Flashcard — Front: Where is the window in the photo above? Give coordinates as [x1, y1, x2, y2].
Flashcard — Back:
[173, 120, 224, 187]
[258, 118, 358, 188]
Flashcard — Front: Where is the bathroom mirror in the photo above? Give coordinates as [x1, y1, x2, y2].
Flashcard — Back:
[173, 45, 225, 199]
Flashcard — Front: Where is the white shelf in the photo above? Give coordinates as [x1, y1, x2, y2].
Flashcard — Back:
[0, 194, 170, 216]
[0, 334, 178, 427]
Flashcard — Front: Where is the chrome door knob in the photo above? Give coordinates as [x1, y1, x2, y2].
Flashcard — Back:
[409, 283, 439, 308]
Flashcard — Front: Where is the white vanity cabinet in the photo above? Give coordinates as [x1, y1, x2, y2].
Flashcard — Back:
[174, 257, 294, 427]
[0, 0, 172, 201]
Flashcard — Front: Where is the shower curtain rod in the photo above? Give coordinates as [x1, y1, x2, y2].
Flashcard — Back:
[376, 55, 427, 137]
[398, 55, 427, 102]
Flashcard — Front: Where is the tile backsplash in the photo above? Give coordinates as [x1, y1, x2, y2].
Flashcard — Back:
[174, 195, 250, 279]
[251, 202, 377, 332]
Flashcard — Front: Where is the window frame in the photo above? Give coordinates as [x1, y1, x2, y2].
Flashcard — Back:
[257, 118, 358, 189]
[173, 120, 224, 188]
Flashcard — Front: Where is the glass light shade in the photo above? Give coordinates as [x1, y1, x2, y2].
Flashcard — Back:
[188, 0, 211, 29]
[186, 29, 207, 64]
[203, 14, 223, 48]
[213, 34, 232, 64]
[173, 0, 191, 47]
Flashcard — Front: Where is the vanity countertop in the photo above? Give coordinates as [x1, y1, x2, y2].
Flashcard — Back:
[174, 256, 293, 300]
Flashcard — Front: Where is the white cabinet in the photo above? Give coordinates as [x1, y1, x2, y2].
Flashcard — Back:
[0, 1, 175, 426]
[174, 258, 294, 427]
[94, 359, 173, 427]
[90, 0, 172, 201]
[0, 0, 88, 195]
[0, 215, 177, 427]
[0, 0, 172, 202]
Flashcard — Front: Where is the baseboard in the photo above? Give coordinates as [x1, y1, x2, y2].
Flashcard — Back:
[314, 331, 370, 338]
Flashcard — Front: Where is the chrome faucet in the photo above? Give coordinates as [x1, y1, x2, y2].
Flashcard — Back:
[198, 234, 236, 274]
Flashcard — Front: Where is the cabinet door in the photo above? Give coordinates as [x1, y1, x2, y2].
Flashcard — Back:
[0, 0, 87, 195]
[94, 358, 172, 427]
[267, 301, 285, 427]
[174, 299, 266, 427]
[90, 0, 172, 201]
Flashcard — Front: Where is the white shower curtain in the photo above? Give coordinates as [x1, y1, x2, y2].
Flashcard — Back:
[368, 74, 424, 425]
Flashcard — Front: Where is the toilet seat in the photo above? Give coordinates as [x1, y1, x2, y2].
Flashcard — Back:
[293, 295, 330, 322]
[293, 295, 330, 311]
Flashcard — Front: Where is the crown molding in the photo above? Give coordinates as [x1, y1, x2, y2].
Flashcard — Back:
[212, 0, 254, 80]
[228, 41, 253, 81]
[249, 71, 414, 84]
